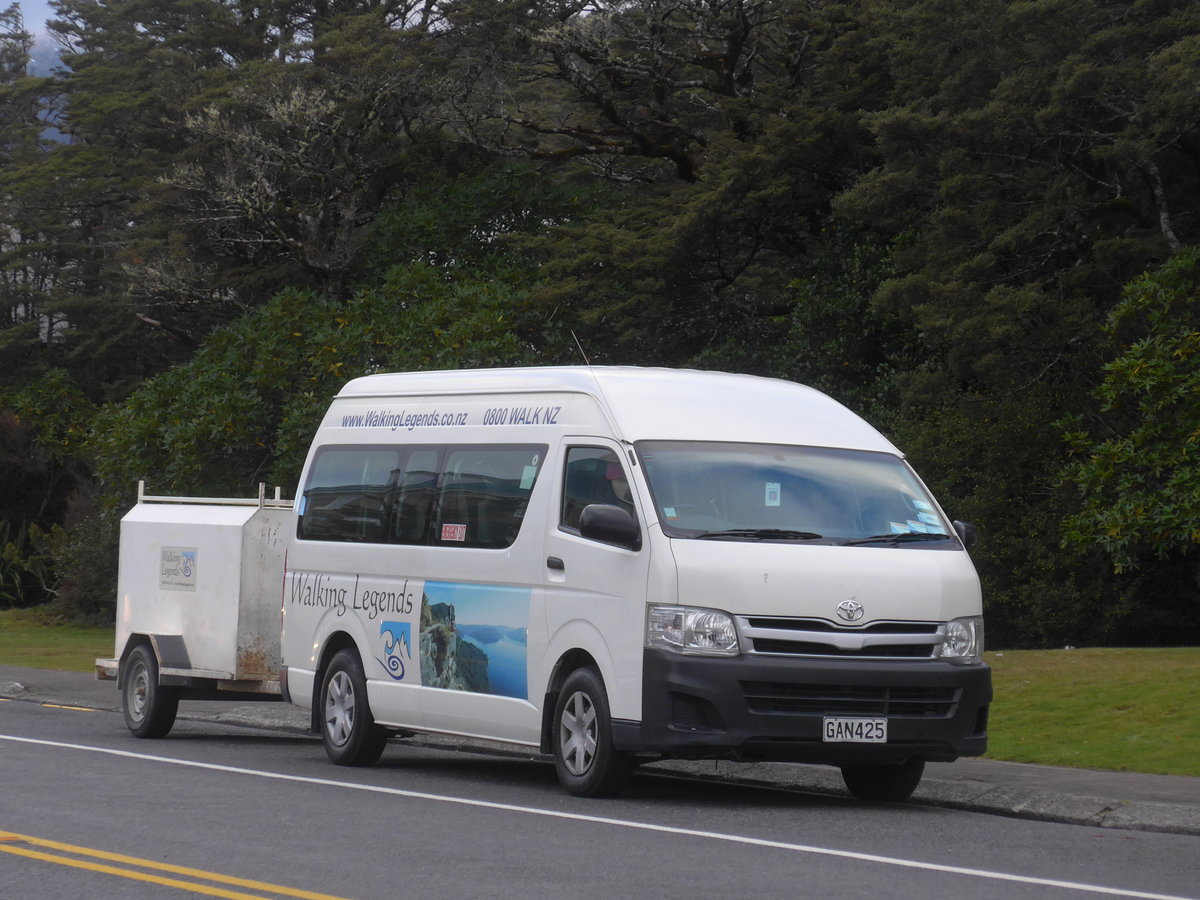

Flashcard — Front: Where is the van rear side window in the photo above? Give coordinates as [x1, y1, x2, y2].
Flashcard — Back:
[298, 444, 546, 548]
[298, 446, 405, 543]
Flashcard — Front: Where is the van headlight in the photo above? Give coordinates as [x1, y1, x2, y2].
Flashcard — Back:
[937, 616, 984, 664]
[647, 605, 740, 656]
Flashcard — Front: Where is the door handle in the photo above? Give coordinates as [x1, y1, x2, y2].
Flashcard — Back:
[547, 556, 565, 571]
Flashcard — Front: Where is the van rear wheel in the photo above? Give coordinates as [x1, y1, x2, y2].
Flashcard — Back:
[122, 644, 178, 739]
[840, 757, 925, 802]
[552, 667, 631, 797]
[320, 649, 388, 767]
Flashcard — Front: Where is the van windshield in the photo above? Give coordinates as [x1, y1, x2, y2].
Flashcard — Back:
[636, 441, 956, 547]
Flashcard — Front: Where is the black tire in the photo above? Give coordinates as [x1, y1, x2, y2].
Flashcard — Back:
[840, 757, 925, 802]
[552, 667, 631, 797]
[320, 649, 388, 767]
[122, 644, 178, 739]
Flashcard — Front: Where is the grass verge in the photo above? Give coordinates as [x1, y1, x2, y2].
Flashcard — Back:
[985, 647, 1199, 776]
[2, 606, 1197, 776]
[0, 606, 114, 673]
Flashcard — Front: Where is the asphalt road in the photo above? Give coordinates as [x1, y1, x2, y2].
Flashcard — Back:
[3, 665, 1199, 836]
[2, 668, 1200, 900]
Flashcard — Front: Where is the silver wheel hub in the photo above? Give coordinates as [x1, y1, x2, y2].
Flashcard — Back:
[325, 670, 355, 747]
[559, 690, 597, 776]
[129, 665, 149, 723]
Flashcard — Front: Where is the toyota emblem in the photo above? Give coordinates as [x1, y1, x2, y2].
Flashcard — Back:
[836, 599, 865, 622]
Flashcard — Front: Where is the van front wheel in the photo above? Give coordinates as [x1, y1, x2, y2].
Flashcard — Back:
[320, 649, 388, 767]
[840, 757, 925, 802]
[553, 667, 630, 797]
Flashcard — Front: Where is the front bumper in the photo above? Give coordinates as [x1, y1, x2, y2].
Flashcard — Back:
[612, 649, 991, 766]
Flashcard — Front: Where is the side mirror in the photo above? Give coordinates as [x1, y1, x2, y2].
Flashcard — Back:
[579, 504, 641, 550]
[953, 520, 979, 551]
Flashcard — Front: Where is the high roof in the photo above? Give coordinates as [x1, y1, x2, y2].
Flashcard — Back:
[337, 366, 900, 454]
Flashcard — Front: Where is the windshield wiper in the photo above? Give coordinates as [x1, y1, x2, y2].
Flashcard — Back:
[694, 528, 824, 541]
[842, 532, 952, 546]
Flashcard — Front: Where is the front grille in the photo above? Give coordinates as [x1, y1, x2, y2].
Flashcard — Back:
[746, 618, 940, 635]
[739, 616, 941, 659]
[752, 638, 934, 657]
[742, 682, 959, 717]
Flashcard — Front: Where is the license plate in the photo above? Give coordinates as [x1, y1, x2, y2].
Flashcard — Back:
[822, 717, 888, 743]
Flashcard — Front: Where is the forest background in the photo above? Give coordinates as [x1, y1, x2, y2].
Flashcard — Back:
[1, 0, 1198, 650]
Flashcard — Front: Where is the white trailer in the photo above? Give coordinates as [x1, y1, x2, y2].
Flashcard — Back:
[97, 482, 292, 736]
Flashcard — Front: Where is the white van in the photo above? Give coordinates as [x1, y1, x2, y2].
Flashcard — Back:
[279, 366, 991, 800]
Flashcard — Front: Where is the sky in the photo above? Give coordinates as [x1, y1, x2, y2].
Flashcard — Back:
[15, 0, 53, 34]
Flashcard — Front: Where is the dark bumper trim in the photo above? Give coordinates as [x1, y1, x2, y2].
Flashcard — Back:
[612, 650, 991, 766]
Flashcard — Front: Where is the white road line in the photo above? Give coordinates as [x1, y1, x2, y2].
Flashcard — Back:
[1, 733, 1193, 900]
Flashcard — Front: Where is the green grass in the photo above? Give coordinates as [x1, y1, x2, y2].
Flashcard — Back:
[985, 647, 1200, 776]
[2, 606, 1197, 776]
[0, 606, 114, 673]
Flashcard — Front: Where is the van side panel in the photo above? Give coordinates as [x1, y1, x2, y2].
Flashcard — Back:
[282, 388, 618, 748]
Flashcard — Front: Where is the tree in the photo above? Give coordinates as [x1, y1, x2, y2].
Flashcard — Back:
[0, 369, 94, 609]
[833, 0, 1200, 397]
[1062, 249, 1200, 574]
[439, 0, 813, 182]
[162, 13, 431, 300]
[0, 3, 63, 386]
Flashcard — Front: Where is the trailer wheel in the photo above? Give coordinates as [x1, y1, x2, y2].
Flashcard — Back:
[552, 667, 631, 797]
[840, 757, 925, 802]
[122, 644, 179, 739]
[320, 649, 388, 767]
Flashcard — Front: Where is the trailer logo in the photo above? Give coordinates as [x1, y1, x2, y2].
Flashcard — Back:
[377, 621, 412, 680]
[159, 547, 197, 592]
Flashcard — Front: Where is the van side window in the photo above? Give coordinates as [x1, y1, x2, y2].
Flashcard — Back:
[433, 445, 546, 548]
[562, 447, 634, 531]
[300, 444, 545, 547]
[298, 446, 403, 543]
[391, 448, 441, 544]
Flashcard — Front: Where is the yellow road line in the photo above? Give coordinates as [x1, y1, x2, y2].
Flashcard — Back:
[0, 832, 352, 900]
[40, 703, 97, 711]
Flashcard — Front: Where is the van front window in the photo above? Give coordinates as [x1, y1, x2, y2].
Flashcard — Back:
[636, 441, 955, 546]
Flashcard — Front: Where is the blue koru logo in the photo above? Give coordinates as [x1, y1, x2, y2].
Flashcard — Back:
[377, 621, 411, 681]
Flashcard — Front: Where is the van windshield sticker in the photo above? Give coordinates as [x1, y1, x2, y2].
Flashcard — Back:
[441, 524, 467, 541]
[765, 482, 781, 507]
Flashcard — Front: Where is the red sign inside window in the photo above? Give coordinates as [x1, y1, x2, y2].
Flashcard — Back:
[441, 524, 467, 542]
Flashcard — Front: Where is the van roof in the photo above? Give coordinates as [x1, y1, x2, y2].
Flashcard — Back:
[337, 366, 900, 454]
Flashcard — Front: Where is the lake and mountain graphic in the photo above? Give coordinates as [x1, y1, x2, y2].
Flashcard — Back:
[419, 582, 529, 700]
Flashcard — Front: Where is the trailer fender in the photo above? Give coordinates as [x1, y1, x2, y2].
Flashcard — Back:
[116, 634, 191, 689]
